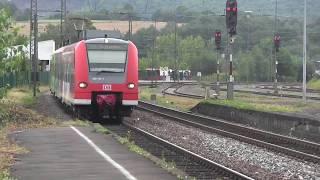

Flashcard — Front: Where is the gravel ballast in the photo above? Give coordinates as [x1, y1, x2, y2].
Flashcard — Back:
[128, 110, 320, 180]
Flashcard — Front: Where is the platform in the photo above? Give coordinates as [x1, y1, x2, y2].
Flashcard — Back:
[11, 127, 176, 180]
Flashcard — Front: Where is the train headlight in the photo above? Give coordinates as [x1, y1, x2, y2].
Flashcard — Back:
[128, 83, 135, 89]
[79, 82, 88, 89]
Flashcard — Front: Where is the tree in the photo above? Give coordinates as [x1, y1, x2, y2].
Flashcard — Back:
[277, 49, 298, 81]
[39, 16, 96, 48]
[0, 9, 27, 74]
[139, 34, 216, 76]
[131, 26, 158, 57]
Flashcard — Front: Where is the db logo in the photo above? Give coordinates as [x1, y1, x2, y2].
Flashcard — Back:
[102, 84, 112, 91]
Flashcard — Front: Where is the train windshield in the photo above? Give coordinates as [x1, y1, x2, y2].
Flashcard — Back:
[87, 44, 127, 73]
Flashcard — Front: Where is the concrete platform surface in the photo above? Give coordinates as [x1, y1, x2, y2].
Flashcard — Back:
[11, 127, 176, 180]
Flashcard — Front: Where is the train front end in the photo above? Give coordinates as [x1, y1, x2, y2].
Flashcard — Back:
[74, 38, 138, 119]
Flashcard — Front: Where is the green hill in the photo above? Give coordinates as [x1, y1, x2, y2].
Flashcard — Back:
[1, 0, 319, 18]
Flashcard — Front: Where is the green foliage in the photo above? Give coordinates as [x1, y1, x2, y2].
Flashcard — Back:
[205, 99, 298, 113]
[0, 84, 10, 99]
[139, 34, 216, 76]
[0, 9, 27, 75]
[134, 11, 320, 82]
[92, 123, 110, 134]
[307, 78, 320, 90]
[0, 1, 29, 21]
[0, 169, 16, 180]
[39, 17, 96, 47]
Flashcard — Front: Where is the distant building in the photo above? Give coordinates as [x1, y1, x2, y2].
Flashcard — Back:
[316, 61, 320, 76]
[37, 40, 55, 71]
[85, 30, 122, 40]
[7, 40, 55, 71]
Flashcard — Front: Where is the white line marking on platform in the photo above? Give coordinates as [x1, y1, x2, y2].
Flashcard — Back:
[70, 126, 137, 180]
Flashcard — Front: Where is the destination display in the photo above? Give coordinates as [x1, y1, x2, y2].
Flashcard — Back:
[87, 44, 128, 51]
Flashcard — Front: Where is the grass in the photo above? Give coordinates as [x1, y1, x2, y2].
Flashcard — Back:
[206, 92, 320, 113]
[206, 99, 298, 112]
[116, 133, 189, 179]
[92, 123, 110, 134]
[5, 87, 36, 108]
[308, 78, 320, 90]
[62, 119, 92, 127]
[4, 86, 50, 108]
[0, 169, 17, 180]
[140, 87, 201, 111]
[118, 136, 150, 157]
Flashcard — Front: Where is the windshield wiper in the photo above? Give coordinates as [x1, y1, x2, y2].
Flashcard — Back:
[96, 70, 123, 75]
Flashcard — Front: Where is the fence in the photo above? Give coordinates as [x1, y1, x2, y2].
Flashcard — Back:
[0, 71, 50, 89]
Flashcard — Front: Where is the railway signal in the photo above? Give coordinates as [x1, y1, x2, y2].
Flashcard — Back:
[273, 34, 280, 94]
[226, 0, 238, 100]
[226, 0, 238, 36]
[215, 31, 222, 50]
[274, 34, 281, 52]
[215, 31, 222, 95]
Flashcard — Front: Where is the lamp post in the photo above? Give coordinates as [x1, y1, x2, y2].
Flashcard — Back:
[243, 11, 253, 84]
[303, 0, 307, 102]
[244, 11, 253, 52]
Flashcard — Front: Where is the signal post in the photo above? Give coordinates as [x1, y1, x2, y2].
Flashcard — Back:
[226, 0, 238, 100]
[274, 34, 281, 94]
[215, 31, 222, 95]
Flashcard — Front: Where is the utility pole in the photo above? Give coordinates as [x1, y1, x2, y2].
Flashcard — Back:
[60, 0, 67, 47]
[216, 50, 220, 95]
[151, 18, 157, 88]
[174, 3, 178, 82]
[128, 14, 133, 40]
[274, 0, 279, 94]
[226, 0, 237, 100]
[273, 0, 279, 94]
[303, 0, 307, 102]
[244, 11, 253, 52]
[30, 0, 38, 97]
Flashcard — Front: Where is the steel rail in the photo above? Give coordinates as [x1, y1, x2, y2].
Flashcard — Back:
[137, 101, 320, 163]
[162, 83, 320, 100]
[122, 121, 254, 180]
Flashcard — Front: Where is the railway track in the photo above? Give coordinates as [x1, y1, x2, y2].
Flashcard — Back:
[161, 82, 320, 100]
[106, 123, 254, 180]
[162, 83, 205, 99]
[256, 85, 320, 94]
[137, 101, 320, 164]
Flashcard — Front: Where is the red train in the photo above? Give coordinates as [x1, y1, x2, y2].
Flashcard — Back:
[50, 38, 139, 120]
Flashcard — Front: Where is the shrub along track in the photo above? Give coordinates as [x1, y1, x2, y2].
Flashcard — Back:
[137, 101, 320, 164]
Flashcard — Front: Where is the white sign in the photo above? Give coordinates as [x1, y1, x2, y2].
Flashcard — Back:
[103, 84, 112, 91]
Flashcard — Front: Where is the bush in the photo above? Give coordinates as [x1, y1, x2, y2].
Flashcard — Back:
[0, 84, 10, 99]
